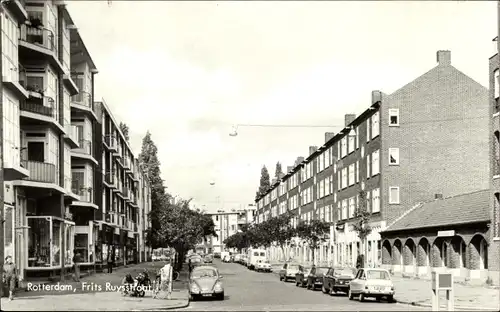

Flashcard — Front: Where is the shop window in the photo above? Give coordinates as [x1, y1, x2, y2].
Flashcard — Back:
[28, 216, 64, 268]
[75, 234, 89, 263]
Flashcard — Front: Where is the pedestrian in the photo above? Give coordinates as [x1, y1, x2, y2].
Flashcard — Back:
[107, 246, 115, 274]
[2, 255, 17, 301]
[73, 249, 82, 282]
[188, 258, 193, 274]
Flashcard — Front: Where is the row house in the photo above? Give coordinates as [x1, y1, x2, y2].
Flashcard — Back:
[1, 0, 152, 284]
[255, 51, 492, 283]
[489, 25, 500, 284]
[96, 100, 152, 267]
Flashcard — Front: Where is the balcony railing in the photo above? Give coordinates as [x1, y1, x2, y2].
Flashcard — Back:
[20, 25, 55, 51]
[20, 100, 56, 119]
[104, 135, 117, 149]
[77, 139, 92, 155]
[71, 91, 91, 108]
[21, 160, 57, 184]
[72, 180, 93, 202]
[105, 170, 115, 185]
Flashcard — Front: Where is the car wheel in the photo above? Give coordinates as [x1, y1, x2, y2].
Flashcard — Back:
[330, 288, 337, 296]
[348, 289, 354, 300]
[387, 295, 394, 303]
[322, 285, 327, 294]
[279, 276, 283, 281]
[189, 294, 195, 301]
[217, 292, 224, 300]
[295, 281, 299, 287]
[376, 296, 382, 302]
[359, 293, 365, 302]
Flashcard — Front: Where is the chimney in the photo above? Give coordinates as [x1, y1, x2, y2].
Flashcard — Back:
[372, 90, 382, 104]
[436, 50, 451, 66]
[434, 194, 443, 200]
[297, 156, 305, 164]
[287, 166, 293, 173]
[309, 146, 318, 156]
[325, 132, 335, 143]
[344, 114, 356, 127]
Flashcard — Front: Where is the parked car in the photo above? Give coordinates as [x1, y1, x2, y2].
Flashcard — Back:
[214, 252, 221, 259]
[255, 260, 272, 272]
[279, 263, 300, 282]
[188, 265, 224, 301]
[305, 266, 329, 290]
[241, 256, 248, 266]
[204, 255, 213, 263]
[348, 268, 395, 303]
[322, 267, 357, 295]
[234, 254, 241, 263]
[295, 265, 312, 287]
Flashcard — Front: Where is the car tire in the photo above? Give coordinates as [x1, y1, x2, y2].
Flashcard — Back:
[189, 294, 195, 301]
[322, 285, 327, 294]
[348, 289, 354, 300]
[217, 292, 224, 300]
[359, 293, 365, 302]
[295, 281, 299, 287]
[279, 276, 283, 281]
[376, 296, 382, 302]
[387, 295, 394, 303]
[330, 288, 337, 296]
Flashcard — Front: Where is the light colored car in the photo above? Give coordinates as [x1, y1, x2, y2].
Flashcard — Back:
[279, 263, 300, 282]
[234, 254, 241, 263]
[348, 268, 395, 303]
[255, 260, 272, 272]
[189, 265, 224, 301]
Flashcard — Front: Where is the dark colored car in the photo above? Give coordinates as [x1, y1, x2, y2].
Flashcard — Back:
[322, 267, 357, 295]
[305, 266, 329, 290]
[295, 265, 312, 287]
[213, 252, 221, 259]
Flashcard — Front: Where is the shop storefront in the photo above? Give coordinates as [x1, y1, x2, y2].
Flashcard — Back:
[74, 221, 99, 268]
[26, 216, 75, 272]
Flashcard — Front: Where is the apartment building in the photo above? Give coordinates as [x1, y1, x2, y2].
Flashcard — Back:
[96, 100, 152, 267]
[489, 26, 500, 283]
[255, 51, 491, 281]
[1, 0, 152, 283]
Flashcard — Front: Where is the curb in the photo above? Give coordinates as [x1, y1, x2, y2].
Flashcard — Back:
[397, 299, 498, 311]
[140, 300, 190, 311]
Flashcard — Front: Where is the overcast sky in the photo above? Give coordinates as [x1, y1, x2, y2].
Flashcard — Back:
[68, 1, 496, 213]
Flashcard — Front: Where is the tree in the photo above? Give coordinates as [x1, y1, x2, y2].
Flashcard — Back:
[119, 122, 130, 142]
[352, 190, 372, 268]
[267, 211, 296, 261]
[258, 166, 271, 196]
[275, 161, 283, 179]
[296, 219, 331, 265]
[139, 131, 170, 249]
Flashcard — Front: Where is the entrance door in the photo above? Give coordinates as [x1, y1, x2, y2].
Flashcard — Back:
[27, 142, 45, 162]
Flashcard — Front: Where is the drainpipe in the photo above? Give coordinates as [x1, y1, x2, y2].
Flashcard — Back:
[57, 5, 66, 282]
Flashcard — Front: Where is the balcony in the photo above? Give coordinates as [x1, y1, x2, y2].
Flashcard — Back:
[71, 91, 96, 119]
[104, 135, 118, 151]
[71, 180, 93, 203]
[72, 139, 97, 165]
[20, 160, 57, 184]
[123, 158, 131, 171]
[3, 64, 29, 99]
[104, 170, 117, 188]
[20, 96, 61, 130]
[113, 145, 122, 158]
[64, 125, 79, 148]
[19, 24, 64, 73]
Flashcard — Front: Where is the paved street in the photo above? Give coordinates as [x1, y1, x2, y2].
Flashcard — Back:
[181, 260, 428, 311]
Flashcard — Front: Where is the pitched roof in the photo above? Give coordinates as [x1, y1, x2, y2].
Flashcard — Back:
[383, 190, 490, 233]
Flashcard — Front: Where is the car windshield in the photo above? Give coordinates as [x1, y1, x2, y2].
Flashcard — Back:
[367, 270, 390, 280]
[288, 265, 299, 270]
[336, 268, 357, 276]
[192, 269, 217, 279]
[316, 267, 329, 275]
[253, 252, 259, 256]
[260, 252, 266, 256]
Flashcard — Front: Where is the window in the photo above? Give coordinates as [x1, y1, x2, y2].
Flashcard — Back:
[389, 187, 400, 204]
[334, 192, 337, 203]
[342, 200, 348, 220]
[366, 154, 371, 178]
[333, 161, 337, 173]
[338, 143, 341, 159]
[342, 168, 347, 189]
[341, 137, 347, 158]
[355, 161, 359, 183]
[389, 148, 399, 165]
[320, 179, 325, 198]
[338, 172, 341, 191]
[27, 142, 44, 162]
[348, 197, 355, 218]
[495, 70, 500, 99]
[366, 191, 371, 212]
[389, 109, 399, 126]
[366, 119, 371, 142]
[371, 112, 380, 138]
[372, 188, 380, 213]
[371, 150, 380, 175]
[355, 127, 359, 149]
[325, 151, 330, 168]
[348, 164, 355, 186]
[348, 135, 355, 154]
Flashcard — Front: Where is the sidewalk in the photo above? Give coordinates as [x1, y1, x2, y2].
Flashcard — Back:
[1, 262, 190, 311]
[270, 260, 499, 310]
